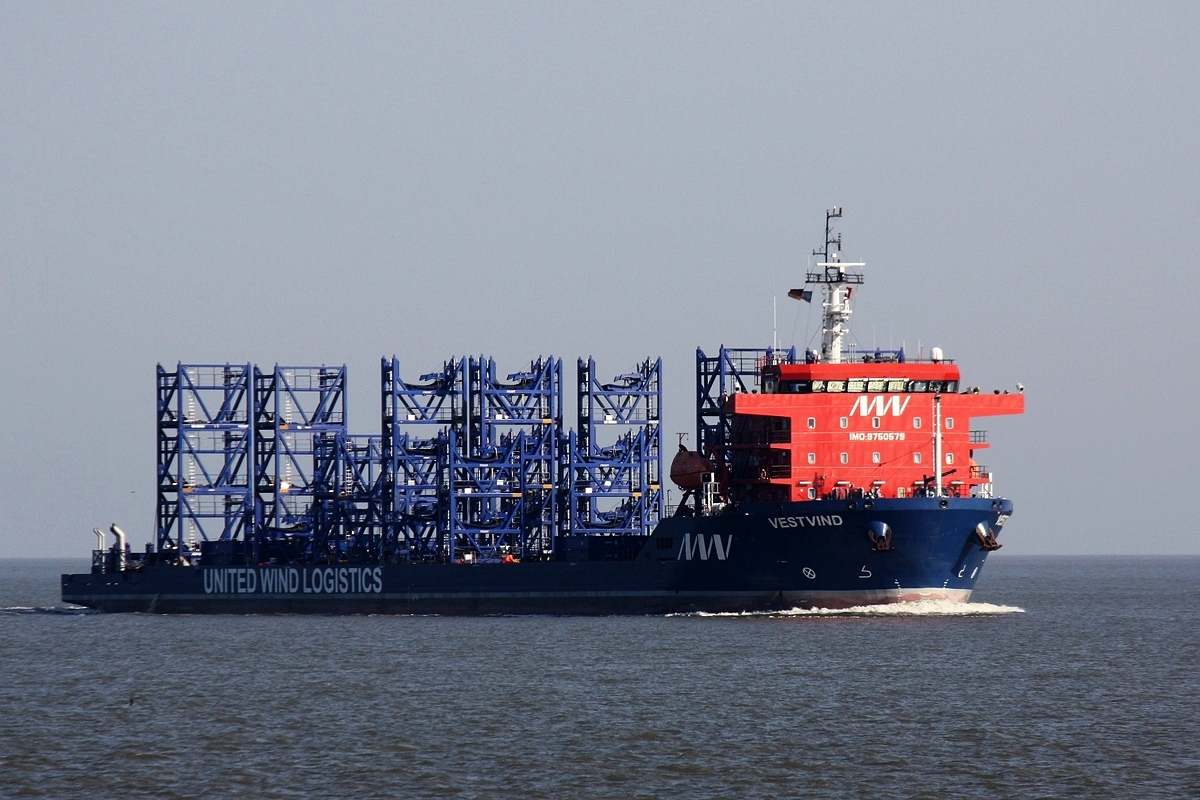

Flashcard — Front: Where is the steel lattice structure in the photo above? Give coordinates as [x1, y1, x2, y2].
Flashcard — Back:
[696, 347, 797, 462]
[156, 363, 255, 558]
[311, 433, 386, 562]
[381, 357, 464, 561]
[154, 354, 664, 566]
[563, 358, 663, 537]
[448, 357, 562, 560]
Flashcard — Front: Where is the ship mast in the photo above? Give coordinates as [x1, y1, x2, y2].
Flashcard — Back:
[802, 207, 865, 364]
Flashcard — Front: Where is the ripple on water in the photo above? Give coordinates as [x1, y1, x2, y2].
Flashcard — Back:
[2, 557, 1197, 800]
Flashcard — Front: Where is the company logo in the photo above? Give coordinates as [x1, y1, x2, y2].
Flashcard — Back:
[849, 395, 911, 416]
[677, 533, 733, 561]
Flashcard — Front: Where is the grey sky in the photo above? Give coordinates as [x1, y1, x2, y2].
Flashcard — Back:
[2, 2, 1197, 557]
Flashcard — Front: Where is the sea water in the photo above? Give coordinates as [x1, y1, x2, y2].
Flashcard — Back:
[1, 556, 1197, 799]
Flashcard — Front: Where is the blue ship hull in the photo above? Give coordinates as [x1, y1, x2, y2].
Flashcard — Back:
[61, 497, 1011, 614]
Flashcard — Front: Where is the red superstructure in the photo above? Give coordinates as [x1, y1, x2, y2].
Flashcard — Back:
[725, 360, 1022, 502]
[699, 207, 1024, 505]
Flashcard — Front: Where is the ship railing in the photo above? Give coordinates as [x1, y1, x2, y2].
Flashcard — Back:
[583, 410, 658, 424]
[840, 347, 907, 364]
[970, 464, 991, 480]
[821, 485, 879, 501]
[805, 269, 865, 285]
[969, 430, 988, 444]
[275, 366, 343, 391]
[719, 348, 796, 377]
[724, 431, 791, 446]
[768, 465, 791, 479]
[92, 547, 138, 573]
[823, 347, 956, 365]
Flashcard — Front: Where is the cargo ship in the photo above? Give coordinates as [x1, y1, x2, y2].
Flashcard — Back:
[62, 209, 1023, 613]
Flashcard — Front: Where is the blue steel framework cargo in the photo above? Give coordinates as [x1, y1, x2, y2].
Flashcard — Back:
[154, 356, 664, 565]
[564, 357, 662, 538]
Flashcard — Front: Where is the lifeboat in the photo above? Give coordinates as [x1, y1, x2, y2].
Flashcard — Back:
[670, 444, 713, 489]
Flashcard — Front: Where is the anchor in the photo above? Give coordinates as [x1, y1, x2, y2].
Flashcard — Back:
[867, 521, 894, 552]
[974, 522, 1002, 551]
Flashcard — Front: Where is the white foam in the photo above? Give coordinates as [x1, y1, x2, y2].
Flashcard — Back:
[0, 605, 98, 616]
[684, 599, 1024, 618]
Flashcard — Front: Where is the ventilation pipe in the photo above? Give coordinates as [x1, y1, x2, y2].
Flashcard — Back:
[93, 528, 106, 553]
[110, 524, 127, 571]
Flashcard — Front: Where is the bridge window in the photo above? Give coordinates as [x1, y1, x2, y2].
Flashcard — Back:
[872, 417, 881, 429]
[945, 417, 954, 429]
[812, 380, 826, 392]
[867, 379, 886, 392]
[839, 417, 848, 429]
[913, 417, 922, 429]
[847, 379, 866, 392]
[807, 452, 816, 465]
[807, 417, 816, 429]
[899, 379, 961, 393]
[840, 452, 849, 464]
[872, 452, 881, 463]
[827, 380, 846, 393]
[913, 452, 922, 464]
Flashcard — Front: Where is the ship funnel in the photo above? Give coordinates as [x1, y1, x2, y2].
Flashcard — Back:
[110, 524, 127, 571]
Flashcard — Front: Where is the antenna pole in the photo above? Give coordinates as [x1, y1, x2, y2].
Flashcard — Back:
[933, 393, 943, 497]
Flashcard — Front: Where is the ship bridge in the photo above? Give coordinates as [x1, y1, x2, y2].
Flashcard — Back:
[697, 207, 1023, 505]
